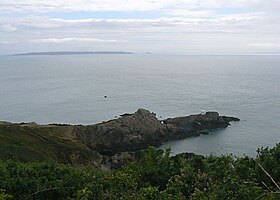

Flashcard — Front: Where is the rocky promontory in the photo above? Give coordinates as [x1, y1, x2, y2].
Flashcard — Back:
[73, 109, 239, 155]
[0, 109, 239, 168]
[73, 109, 166, 155]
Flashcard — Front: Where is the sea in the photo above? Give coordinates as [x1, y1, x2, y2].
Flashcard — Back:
[0, 54, 279, 157]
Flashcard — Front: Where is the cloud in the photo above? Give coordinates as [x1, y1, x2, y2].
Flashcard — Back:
[31, 37, 121, 43]
[0, 40, 17, 44]
[0, 0, 280, 54]
[16, 14, 261, 29]
[0, 13, 264, 34]
[19, 16, 61, 28]
[0, 0, 194, 13]
[166, 9, 215, 18]
[1, 24, 17, 31]
[249, 43, 280, 49]
[0, 0, 277, 13]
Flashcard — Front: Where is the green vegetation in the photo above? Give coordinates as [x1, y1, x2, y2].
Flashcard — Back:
[0, 124, 94, 164]
[0, 144, 279, 199]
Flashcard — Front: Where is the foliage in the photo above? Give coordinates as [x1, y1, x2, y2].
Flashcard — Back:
[0, 189, 12, 200]
[0, 144, 279, 199]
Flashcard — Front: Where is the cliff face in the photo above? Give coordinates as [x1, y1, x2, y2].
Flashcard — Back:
[0, 109, 239, 167]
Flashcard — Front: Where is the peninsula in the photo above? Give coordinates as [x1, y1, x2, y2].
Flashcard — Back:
[0, 109, 239, 169]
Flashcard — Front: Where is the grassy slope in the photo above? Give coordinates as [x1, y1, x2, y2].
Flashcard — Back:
[0, 124, 95, 164]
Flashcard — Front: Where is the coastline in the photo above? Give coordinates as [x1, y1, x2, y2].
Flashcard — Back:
[0, 108, 239, 169]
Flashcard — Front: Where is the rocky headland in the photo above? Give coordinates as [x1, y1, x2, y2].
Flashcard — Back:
[0, 109, 239, 169]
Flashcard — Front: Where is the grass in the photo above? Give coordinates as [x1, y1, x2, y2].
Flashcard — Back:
[0, 124, 94, 164]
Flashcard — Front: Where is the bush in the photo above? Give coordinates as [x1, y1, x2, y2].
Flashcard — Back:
[0, 144, 279, 199]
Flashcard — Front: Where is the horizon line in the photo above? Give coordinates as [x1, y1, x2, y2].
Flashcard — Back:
[1, 51, 280, 57]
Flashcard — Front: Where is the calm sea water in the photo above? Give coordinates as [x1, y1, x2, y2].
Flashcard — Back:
[0, 55, 279, 156]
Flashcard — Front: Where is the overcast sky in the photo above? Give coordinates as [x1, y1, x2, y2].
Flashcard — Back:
[1, 0, 280, 55]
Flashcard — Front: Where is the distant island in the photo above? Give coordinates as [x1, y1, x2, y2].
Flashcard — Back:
[12, 51, 134, 56]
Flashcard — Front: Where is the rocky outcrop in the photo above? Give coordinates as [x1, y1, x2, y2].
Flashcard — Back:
[72, 109, 239, 156]
[101, 151, 136, 169]
[70, 150, 136, 170]
[163, 111, 240, 139]
[73, 109, 166, 155]
[0, 109, 239, 168]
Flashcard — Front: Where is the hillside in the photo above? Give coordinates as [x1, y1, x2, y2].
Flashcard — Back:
[0, 123, 104, 165]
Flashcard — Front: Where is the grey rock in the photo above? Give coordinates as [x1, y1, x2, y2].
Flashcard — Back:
[73, 109, 167, 155]
[73, 109, 239, 156]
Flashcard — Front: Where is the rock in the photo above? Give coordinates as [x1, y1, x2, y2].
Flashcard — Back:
[73, 109, 239, 155]
[221, 116, 240, 123]
[110, 152, 135, 169]
[100, 152, 136, 169]
[0, 109, 239, 168]
[163, 111, 239, 140]
[90, 151, 104, 167]
[199, 130, 210, 135]
[73, 108, 167, 155]
[205, 111, 219, 119]
[120, 113, 133, 117]
[189, 131, 201, 137]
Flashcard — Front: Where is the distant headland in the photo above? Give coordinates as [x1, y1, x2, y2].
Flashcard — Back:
[12, 51, 134, 56]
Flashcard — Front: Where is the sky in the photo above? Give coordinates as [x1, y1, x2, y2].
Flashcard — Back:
[1, 0, 280, 55]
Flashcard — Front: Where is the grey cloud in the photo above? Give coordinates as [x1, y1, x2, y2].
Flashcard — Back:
[0, 0, 280, 54]
[1, 24, 17, 32]
[30, 37, 122, 43]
